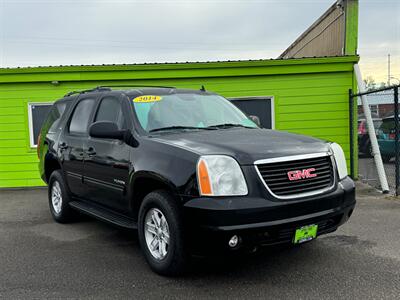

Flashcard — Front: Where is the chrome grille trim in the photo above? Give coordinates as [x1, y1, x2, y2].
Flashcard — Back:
[254, 152, 330, 164]
[254, 152, 336, 199]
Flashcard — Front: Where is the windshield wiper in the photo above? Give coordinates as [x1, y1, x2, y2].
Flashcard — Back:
[149, 126, 214, 133]
[206, 123, 254, 129]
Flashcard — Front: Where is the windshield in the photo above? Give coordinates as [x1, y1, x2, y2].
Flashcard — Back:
[132, 93, 258, 132]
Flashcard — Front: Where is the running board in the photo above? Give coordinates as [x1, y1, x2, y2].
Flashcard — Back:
[69, 201, 137, 229]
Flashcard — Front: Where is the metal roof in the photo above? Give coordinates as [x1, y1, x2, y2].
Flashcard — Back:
[0, 55, 356, 71]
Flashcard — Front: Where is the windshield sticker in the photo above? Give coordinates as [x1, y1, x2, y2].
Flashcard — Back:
[133, 95, 162, 103]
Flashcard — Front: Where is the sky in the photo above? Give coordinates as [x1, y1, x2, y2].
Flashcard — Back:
[0, 0, 399, 83]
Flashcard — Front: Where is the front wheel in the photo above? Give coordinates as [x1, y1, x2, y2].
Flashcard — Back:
[138, 190, 187, 276]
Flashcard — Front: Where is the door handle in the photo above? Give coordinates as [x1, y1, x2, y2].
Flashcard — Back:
[59, 142, 68, 149]
[86, 147, 96, 156]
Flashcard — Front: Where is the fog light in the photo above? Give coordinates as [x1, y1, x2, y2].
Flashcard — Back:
[228, 235, 240, 248]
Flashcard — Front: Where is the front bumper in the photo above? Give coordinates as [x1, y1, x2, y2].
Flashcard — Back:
[183, 176, 355, 254]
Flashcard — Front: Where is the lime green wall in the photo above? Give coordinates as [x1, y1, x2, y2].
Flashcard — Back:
[0, 56, 359, 188]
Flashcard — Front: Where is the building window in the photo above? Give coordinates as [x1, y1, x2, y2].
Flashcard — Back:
[28, 103, 53, 147]
[229, 97, 274, 129]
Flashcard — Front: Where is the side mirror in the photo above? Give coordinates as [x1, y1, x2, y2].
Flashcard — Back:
[249, 115, 261, 127]
[89, 121, 125, 140]
[89, 121, 139, 147]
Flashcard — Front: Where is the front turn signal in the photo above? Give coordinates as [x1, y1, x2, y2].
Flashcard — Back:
[197, 159, 212, 195]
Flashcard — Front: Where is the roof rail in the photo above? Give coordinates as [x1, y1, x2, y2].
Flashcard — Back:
[64, 86, 111, 97]
[97, 84, 176, 89]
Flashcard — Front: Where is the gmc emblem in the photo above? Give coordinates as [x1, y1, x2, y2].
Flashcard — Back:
[287, 168, 317, 181]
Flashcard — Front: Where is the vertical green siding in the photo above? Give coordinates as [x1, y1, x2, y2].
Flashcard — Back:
[0, 56, 358, 188]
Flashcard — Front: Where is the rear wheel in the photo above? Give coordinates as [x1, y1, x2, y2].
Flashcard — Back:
[48, 170, 77, 223]
[138, 190, 187, 276]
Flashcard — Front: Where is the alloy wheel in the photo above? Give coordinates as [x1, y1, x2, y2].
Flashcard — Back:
[144, 208, 170, 260]
[51, 181, 63, 214]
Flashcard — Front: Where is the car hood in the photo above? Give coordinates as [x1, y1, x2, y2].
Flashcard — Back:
[151, 128, 331, 165]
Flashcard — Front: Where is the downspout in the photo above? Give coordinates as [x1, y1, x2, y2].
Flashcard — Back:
[354, 64, 389, 193]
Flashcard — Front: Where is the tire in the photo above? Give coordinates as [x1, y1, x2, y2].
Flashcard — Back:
[382, 155, 392, 163]
[48, 170, 77, 223]
[138, 190, 187, 276]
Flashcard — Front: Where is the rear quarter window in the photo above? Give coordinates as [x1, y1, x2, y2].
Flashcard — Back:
[46, 101, 71, 133]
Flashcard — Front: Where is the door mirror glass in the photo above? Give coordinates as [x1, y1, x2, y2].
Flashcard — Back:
[89, 121, 124, 140]
[249, 115, 261, 127]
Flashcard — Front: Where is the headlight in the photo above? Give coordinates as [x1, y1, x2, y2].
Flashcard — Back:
[197, 155, 248, 196]
[330, 143, 348, 180]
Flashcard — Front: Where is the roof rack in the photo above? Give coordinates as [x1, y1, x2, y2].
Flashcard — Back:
[97, 84, 176, 89]
[64, 86, 111, 97]
[63, 85, 177, 97]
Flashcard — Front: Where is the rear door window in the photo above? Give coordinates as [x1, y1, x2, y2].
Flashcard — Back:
[69, 98, 96, 135]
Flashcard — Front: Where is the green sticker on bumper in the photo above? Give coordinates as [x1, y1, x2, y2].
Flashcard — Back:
[293, 224, 318, 244]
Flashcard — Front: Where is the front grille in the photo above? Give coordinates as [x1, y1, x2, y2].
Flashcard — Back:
[256, 155, 335, 198]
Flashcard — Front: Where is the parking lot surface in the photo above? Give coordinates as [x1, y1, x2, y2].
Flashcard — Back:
[1, 183, 400, 299]
[359, 157, 397, 192]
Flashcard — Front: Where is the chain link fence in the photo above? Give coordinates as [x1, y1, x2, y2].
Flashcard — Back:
[352, 85, 400, 194]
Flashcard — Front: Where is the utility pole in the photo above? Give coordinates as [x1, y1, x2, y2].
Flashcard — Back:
[388, 54, 391, 86]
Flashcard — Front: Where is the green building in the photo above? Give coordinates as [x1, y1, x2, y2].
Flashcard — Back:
[0, 0, 359, 188]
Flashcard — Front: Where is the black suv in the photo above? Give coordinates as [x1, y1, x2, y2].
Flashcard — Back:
[38, 86, 356, 275]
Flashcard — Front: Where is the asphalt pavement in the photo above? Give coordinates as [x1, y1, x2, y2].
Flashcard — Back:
[1, 183, 400, 299]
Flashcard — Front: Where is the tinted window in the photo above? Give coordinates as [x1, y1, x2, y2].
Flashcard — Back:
[69, 99, 96, 134]
[48, 101, 70, 133]
[95, 97, 126, 129]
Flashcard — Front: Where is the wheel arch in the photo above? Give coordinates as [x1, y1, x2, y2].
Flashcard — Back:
[44, 153, 62, 183]
[129, 172, 181, 219]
